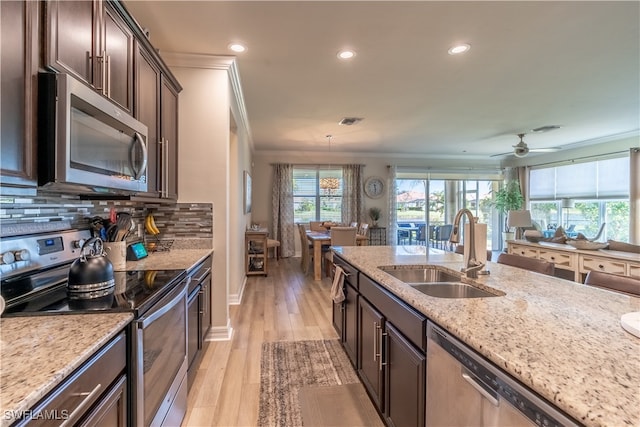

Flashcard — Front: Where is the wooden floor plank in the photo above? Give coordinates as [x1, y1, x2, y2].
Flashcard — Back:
[182, 257, 339, 427]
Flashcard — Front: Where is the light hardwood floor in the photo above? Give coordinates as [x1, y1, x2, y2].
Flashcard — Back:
[182, 257, 339, 426]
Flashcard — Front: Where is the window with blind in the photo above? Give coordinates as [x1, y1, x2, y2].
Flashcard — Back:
[293, 167, 343, 223]
[529, 156, 630, 241]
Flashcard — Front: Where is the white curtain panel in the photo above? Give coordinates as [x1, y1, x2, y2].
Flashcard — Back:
[341, 164, 365, 225]
[271, 164, 295, 258]
[387, 165, 398, 245]
[631, 148, 639, 244]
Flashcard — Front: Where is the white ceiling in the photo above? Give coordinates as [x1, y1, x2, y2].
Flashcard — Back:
[124, 1, 639, 160]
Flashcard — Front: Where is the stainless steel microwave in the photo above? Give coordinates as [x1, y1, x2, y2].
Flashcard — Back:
[38, 73, 148, 194]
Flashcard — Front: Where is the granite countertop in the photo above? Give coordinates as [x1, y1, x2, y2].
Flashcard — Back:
[334, 245, 640, 427]
[0, 313, 133, 426]
[123, 248, 212, 272]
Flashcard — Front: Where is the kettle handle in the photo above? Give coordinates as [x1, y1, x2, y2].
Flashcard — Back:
[81, 237, 105, 259]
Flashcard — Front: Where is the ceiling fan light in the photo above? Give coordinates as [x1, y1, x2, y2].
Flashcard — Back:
[514, 147, 529, 157]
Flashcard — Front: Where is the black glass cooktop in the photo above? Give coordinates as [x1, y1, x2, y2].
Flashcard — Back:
[2, 268, 187, 317]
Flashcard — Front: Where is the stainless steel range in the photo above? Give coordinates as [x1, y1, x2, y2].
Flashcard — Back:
[0, 222, 189, 427]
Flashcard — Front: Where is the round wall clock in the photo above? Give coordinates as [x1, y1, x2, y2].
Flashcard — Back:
[364, 176, 385, 199]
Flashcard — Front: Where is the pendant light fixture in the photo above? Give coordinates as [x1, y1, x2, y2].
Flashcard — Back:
[319, 135, 340, 192]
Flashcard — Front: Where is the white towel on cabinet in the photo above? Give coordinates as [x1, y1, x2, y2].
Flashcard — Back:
[330, 266, 346, 303]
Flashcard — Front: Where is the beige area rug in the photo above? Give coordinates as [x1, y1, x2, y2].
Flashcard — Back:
[299, 383, 385, 427]
[258, 339, 381, 426]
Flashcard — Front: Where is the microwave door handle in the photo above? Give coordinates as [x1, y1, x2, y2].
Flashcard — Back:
[130, 132, 148, 180]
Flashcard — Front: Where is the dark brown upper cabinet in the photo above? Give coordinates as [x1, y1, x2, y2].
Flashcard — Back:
[0, 1, 39, 195]
[45, 0, 133, 112]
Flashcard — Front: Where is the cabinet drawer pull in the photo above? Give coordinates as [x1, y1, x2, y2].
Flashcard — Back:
[60, 383, 102, 427]
[550, 256, 555, 260]
[598, 264, 604, 269]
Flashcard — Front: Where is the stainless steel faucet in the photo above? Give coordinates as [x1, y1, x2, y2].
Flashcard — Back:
[449, 209, 485, 279]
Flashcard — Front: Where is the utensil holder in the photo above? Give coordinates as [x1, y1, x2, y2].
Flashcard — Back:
[104, 241, 127, 270]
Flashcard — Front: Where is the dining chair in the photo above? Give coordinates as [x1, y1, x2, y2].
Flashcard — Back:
[496, 253, 555, 276]
[434, 224, 453, 250]
[584, 271, 640, 297]
[309, 221, 325, 231]
[267, 238, 280, 260]
[454, 245, 493, 262]
[416, 224, 427, 245]
[297, 224, 313, 275]
[324, 227, 357, 277]
[359, 223, 369, 237]
[350, 221, 358, 228]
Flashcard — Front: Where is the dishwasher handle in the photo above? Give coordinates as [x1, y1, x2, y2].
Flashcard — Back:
[461, 369, 499, 406]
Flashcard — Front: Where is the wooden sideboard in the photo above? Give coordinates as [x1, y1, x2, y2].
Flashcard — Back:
[507, 240, 640, 282]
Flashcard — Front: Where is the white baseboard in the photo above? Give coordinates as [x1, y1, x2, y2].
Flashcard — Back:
[206, 320, 234, 341]
[229, 275, 247, 305]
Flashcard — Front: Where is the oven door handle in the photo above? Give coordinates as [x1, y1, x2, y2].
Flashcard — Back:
[138, 281, 187, 328]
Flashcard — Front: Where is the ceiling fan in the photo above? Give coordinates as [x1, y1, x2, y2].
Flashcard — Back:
[492, 133, 562, 158]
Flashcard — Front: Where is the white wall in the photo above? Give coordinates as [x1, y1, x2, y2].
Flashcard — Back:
[164, 53, 253, 340]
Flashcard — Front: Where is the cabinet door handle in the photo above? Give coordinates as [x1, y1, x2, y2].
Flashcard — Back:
[373, 321, 378, 362]
[60, 383, 102, 427]
[163, 139, 170, 197]
[379, 331, 387, 372]
[106, 54, 111, 98]
[101, 50, 107, 95]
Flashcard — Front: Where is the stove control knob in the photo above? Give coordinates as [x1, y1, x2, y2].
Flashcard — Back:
[73, 239, 87, 249]
[0, 252, 15, 265]
[13, 249, 30, 261]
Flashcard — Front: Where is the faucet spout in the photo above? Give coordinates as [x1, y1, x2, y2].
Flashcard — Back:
[449, 209, 485, 279]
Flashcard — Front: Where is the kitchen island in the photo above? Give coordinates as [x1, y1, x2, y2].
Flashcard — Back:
[0, 313, 133, 427]
[333, 245, 640, 427]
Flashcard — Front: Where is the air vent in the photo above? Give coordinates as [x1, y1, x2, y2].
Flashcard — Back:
[338, 117, 364, 126]
[531, 125, 562, 133]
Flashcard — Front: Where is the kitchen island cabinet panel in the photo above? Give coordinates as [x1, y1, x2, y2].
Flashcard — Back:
[357, 297, 384, 412]
[359, 273, 426, 351]
[384, 322, 425, 427]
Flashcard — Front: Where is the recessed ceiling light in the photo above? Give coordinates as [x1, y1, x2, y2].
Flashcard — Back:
[337, 50, 356, 60]
[448, 44, 471, 55]
[228, 43, 247, 53]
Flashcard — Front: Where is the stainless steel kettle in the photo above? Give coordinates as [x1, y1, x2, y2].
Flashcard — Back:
[67, 237, 115, 300]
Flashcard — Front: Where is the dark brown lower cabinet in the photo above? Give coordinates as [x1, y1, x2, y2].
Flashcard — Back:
[341, 267, 427, 427]
[385, 322, 426, 427]
[358, 297, 385, 411]
[78, 375, 127, 427]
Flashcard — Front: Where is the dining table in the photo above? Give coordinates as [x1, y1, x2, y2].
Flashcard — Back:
[306, 230, 368, 281]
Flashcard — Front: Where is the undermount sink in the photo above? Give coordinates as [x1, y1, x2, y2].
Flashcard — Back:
[381, 267, 461, 283]
[410, 282, 498, 298]
[379, 266, 501, 298]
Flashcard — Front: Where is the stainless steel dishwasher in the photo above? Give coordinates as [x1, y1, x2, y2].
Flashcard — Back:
[426, 321, 581, 427]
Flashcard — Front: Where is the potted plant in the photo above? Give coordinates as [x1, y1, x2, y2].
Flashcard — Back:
[491, 180, 524, 243]
[368, 207, 382, 228]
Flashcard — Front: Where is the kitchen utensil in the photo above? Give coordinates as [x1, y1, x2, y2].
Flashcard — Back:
[115, 212, 132, 241]
[67, 237, 115, 299]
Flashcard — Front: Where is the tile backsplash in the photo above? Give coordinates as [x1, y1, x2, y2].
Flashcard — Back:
[0, 193, 213, 240]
